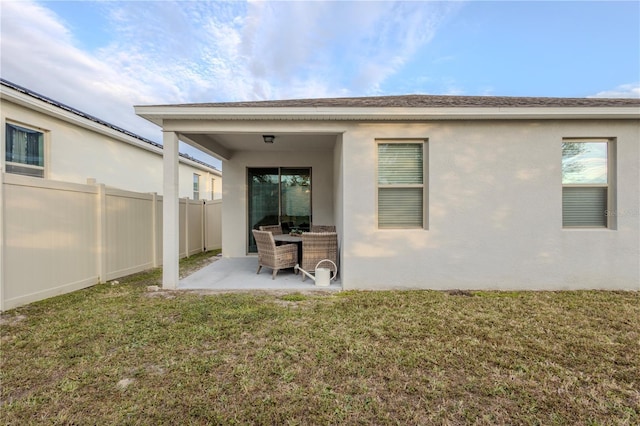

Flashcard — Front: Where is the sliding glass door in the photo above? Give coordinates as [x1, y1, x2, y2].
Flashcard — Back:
[248, 167, 311, 253]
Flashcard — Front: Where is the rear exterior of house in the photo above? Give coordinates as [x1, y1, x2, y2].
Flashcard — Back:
[136, 95, 640, 291]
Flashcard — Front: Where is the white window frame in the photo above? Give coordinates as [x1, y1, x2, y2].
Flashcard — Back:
[193, 173, 200, 200]
[562, 138, 616, 229]
[376, 139, 428, 229]
[4, 121, 48, 178]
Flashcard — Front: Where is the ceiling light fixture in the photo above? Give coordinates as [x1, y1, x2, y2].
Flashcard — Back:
[262, 134, 275, 144]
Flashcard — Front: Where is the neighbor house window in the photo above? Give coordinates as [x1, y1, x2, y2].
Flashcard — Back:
[377, 141, 426, 228]
[193, 173, 200, 200]
[211, 178, 215, 200]
[562, 139, 613, 227]
[5, 123, 45, 177]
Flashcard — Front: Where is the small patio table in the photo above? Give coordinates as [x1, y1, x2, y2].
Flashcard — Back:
[273, 234, 303, 262]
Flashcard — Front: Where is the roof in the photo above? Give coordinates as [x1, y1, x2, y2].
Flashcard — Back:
[0, 78, 220, 172]
[135, 93, 640, 126]
[149, 94, 640, 109]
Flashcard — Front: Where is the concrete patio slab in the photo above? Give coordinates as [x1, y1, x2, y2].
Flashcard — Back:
[179, 256, 342, 292]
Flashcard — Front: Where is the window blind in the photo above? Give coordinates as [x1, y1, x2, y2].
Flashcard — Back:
[6, 124, 44, 166]
[377, 143, 424, 228]
[562, 187, 607, 227]
[378, 144, 423, 185]
[378, 188, 423, 228]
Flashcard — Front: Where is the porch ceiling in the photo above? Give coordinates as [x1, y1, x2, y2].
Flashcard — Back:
[179, 132, 338, 161]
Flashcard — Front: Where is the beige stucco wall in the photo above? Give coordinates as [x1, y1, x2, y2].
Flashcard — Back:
[340, 119, 639, 290]
[1, 99, 221, 199]
[222, 147, 336, 256]
[219, 118, 638, 290]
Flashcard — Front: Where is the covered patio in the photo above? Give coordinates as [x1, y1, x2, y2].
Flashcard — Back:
[135, 102, 346, 290]
[179, 256, 342, 292]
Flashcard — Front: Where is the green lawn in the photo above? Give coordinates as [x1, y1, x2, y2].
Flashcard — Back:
[1, 252, 638, 425]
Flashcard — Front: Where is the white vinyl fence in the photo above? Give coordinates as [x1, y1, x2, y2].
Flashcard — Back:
[0, 173, 222, 311]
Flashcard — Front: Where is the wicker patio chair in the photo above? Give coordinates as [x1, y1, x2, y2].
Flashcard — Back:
[252, 230, 298, 279]
[300, 232, 338, 281]
[258, 224, 283, 235]
[311, 225, 336, 232]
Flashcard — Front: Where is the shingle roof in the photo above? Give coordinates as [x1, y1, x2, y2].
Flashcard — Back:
[163, 94, 640, 108]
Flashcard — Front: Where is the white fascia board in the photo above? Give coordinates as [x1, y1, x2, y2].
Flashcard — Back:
[2, 86, 219, 174]
[135, 105, 640, 122]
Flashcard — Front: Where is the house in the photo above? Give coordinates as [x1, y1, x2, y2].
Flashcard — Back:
[135, 95, 639, 291]
[1, 79, 221, 199]
[0, 80, 223, 310]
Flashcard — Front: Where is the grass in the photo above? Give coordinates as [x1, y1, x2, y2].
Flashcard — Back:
[1, 252, 638, 425]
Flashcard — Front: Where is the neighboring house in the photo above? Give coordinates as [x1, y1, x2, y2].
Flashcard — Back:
[0, 79, 223, 311]
[136, 95, 639, 291]
[1, 79, 221, 199]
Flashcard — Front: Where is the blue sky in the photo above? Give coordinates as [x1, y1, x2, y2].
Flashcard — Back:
[1, 1, 638, 168]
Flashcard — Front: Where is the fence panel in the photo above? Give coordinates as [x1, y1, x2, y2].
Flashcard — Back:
[2, 174, 98, 309]
[187, 199, 204, 256]
[205, 200, 222, 251]
[105, 188, 155, 280]
[154, 196, 163, 265]
[179, 199, 187, 258]
[1, 175, 222, 310]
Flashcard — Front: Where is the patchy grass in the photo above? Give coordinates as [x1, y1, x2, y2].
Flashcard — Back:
[1, 261, 638, 425]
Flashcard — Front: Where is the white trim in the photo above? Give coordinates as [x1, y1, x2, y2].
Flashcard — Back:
[135, 105, 640, 125]
[376, 140, 428, 229]
[561, 138, 614, 228]
[4, 121, 47, 177]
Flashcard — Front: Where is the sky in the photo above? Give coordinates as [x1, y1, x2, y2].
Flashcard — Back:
[1, 1, 639, 169]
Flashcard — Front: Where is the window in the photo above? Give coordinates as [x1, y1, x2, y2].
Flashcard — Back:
[193, 173, 200, 200]
[377, 141, 426, 228]
[5, 123, 45, 177]
[211, 178, 215, 200]
[562, 139, 613, 227]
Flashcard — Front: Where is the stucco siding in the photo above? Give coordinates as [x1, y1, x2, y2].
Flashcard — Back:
[341, 119, 639, 290]
[1, 99, 220, 199]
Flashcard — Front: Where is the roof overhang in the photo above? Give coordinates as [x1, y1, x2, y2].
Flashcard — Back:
[134, 105, 640, 126]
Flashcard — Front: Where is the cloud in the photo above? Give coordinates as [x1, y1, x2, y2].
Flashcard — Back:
[1, 0, 458, 165]
[93, 0, 458, 101]
[590, 83, 640, 99]
[0, 1, 166, 140]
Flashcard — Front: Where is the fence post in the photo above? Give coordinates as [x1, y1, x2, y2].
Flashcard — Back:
[203, 200, 207, 252]
[184, 198, 190, 258]
[151, 192, 158, 267]
[0, 171, 5, 311]
[96, 183, 107, 283]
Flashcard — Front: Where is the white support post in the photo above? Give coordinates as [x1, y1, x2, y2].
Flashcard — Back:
[163, 131, 180, 289]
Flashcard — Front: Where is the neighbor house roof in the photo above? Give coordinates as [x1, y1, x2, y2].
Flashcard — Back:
[0, 78, 220, 173]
